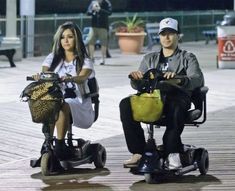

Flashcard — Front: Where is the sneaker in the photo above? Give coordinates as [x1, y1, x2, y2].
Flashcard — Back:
[123, 154, 142, 168]
[165, 153, 182, 170]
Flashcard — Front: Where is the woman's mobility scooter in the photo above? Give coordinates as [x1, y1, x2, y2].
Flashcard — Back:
[126, 69, 209, 183]
[20, 72, 106, 176]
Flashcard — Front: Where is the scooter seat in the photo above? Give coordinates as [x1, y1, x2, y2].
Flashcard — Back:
[186, 109, 202, 122]
[152, 108, 202, 126]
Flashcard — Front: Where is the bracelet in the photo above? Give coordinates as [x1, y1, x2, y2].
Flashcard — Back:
[64, 76, 74, 83]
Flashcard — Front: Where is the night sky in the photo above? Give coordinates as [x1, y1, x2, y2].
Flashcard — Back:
[0, 0, 233, 15]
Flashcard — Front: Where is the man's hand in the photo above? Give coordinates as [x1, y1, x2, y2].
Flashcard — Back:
[129, 71, 143, 80]
[163, 72, 184, 85]
[163, 72, 176, 79]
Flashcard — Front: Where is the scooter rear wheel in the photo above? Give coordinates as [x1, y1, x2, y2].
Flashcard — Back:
[92, 143, 106, 168]
[197, 149, 209, 175]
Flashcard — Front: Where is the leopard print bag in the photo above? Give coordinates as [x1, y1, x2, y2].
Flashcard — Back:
[21, 81, 63, 123]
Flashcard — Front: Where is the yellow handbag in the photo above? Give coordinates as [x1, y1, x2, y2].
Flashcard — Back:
[130, 89, 164, 123]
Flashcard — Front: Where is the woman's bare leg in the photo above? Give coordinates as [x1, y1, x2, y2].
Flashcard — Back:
[55, 102, 71, 140]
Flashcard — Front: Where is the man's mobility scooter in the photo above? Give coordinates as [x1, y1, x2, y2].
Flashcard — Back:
[126, 69, 209, 183]
[20, 72, 106, 176]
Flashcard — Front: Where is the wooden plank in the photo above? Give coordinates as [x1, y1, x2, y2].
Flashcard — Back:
[0, 106, 234, 190]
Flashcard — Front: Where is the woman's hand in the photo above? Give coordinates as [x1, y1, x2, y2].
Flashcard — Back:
[32, 73, 40, 81]
[61, 75, 74, 83]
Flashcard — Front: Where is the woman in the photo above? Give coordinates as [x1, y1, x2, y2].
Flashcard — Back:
[34, 22, 95, 159]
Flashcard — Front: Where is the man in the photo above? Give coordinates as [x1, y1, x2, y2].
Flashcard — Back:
[87, 0, 112, 65]
[119, 18, 204, 170]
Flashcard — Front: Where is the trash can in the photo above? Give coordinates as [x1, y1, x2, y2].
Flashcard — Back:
[217, 12, 235, 69]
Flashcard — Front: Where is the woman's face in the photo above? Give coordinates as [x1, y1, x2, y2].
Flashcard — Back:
[61, 29, 75, 52]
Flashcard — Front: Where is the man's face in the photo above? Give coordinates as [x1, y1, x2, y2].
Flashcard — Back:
[159, 30, 178, 49]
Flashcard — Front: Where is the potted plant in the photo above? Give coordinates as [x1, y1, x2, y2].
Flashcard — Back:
[115, 14, 146, 54]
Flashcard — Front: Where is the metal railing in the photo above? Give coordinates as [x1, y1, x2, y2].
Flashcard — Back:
[0, 10, 230, 56]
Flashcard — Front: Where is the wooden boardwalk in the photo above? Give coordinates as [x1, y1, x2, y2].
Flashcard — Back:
[0, 106, 234, 191]
[1, 42, 235, 190]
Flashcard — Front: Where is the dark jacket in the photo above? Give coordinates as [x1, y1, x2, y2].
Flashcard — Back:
[87, 0, 112, 29]
[137, 47, 204, 94]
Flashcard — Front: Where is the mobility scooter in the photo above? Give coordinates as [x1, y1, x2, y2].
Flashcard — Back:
[126, 69, 209, 183]
[20, 72, 106, 176]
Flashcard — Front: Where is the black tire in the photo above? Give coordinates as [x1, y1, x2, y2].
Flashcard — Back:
[197, 149, 209, 175]
[144, 173, 155, 184]
[41, 152, 51, 176]
[92, 143, 106, 168]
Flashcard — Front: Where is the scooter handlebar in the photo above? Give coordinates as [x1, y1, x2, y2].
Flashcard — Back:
[128, 73, 184, 82]
[26, 76, 35, 81]
[26, 73, 62, 82]
[128, 74, 134, 80]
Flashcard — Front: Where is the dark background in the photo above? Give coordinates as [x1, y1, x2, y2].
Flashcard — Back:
[0, 0, 233, 15]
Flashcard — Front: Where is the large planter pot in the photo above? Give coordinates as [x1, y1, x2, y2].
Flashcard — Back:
[115, 32, 146, 54]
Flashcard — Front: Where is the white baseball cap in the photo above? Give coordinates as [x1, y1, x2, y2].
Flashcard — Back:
[158, 18, 178, 34]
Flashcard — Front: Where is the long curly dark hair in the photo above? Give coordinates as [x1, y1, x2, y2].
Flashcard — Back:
[49, 21, 89, 72]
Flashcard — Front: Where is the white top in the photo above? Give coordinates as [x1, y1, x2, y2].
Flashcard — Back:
[41, 53, 95, 129]
[42, 53, 95, 102]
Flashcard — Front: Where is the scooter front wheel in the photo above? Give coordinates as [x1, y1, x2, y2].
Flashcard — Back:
[144, 173, 155, 184]
[92, 143, 106, 168]
[41, 152, 52, 176]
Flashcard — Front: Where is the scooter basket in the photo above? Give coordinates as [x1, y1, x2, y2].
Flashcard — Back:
[130, 89, 164, 123]
[21, 81, 63, 123]
[28, 99, 62, 123]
